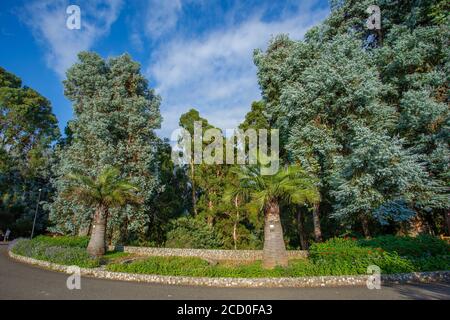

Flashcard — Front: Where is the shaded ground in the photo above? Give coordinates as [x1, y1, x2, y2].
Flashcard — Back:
[0, 244, 449, 300]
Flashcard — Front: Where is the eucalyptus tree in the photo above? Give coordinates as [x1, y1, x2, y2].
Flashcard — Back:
[254, 0, 449, 236]
[50, 52, 162, 242]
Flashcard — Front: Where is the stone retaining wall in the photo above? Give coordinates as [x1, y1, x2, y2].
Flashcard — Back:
[108, 246, 308, 261]
[8, 250, 450, 288]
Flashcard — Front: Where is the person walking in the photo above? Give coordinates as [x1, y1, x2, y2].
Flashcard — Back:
[4, 229, 11, 242]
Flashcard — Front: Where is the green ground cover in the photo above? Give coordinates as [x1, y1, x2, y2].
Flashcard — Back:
[11, 235, 448, 277]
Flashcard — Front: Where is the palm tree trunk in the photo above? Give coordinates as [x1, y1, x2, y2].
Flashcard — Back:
[87, 205, 107, 257]
[312, 203, 322, 242]
[263, 200, 288, 269]
[297, 209, 308, 250]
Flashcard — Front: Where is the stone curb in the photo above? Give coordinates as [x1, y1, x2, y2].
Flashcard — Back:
[107, 245, 308, 261]
[8, 250, 450, 288]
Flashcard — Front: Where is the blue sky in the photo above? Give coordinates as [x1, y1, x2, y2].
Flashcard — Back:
[0, 0, 330, 138]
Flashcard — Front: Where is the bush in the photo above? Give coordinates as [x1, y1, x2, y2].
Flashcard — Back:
[358, 235, 450, 258]
[165, 217, 223, 249]
[12, 238, 99, 268]
[309, 237, 449, 275]
[309, 238, 416, 274]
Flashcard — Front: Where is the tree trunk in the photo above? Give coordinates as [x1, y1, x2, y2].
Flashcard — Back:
[312, 203, 322, 242]
[263, 200, 288, 269]
[233, 196, 239, 250]
[207, 200, 214, 226]
[446, 211, 450, 236]
[87, 206, 107, 257]
[361, 215, 371, 238]
[297, 209, 308, 250]
[190, 159, 197, 215]
[406, 213, 429, 237]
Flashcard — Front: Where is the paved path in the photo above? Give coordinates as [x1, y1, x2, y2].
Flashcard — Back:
[0, 244, 449, 300]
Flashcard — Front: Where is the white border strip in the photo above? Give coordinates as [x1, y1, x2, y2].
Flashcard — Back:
[8, 250, 450, 288]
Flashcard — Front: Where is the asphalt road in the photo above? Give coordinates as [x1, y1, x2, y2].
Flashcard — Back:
[0, 244, 449, 300]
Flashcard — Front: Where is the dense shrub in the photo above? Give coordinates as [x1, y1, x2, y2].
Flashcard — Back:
[308, 238, 415, 274]
[309, 237, 449, 275]
[358, 235, 450, 257]
[165, 217, 223, 249]
[12, 238, 98, 268]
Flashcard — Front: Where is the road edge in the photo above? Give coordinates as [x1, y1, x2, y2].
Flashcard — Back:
[8, 250, 450, 288]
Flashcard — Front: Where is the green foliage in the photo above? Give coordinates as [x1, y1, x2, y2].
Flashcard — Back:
[309, 238, 415, 274]
[253, 0, 449, 236]
[14, 236, 447, 276]
[102, 251, 130, 260]
[32, 235, 90, 248]
[165, 217, 223, 249]
[145, 138, 192, 245]
[359, 235, 450, 257]
[107, 237, 449, 277]
[0, 67, 60, 237]
[63, 167, 142, 210]
[12, 238, 99, 268]
[230, 165, 319, 215]
[309, 237, 449, 274]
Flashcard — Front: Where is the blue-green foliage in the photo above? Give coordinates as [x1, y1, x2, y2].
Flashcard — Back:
[253, 0, 449, 231]
[49, 52, 163, 242]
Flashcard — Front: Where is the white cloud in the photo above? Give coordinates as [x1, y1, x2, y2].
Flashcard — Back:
[21, 0, 122, 77]
[144, 0, 182, 39]
[149, 3, 329, 138]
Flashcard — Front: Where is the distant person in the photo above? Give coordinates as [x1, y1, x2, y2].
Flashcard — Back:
[4, 229, 11, 242]
[0, 230, 3, 241]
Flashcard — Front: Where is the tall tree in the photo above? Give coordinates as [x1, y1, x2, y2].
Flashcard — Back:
[254, 0, 449, 237]
[49, 52, 162, 243]
[0, 67, 59, 236]
[178, 109, 214, 216]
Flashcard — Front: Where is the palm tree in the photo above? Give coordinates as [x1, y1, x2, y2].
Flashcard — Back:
[230, 165, 319, 269]
[63, 167, 142, 257]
